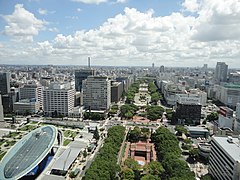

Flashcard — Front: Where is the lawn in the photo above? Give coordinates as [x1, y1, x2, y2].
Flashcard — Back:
[0, 152, 7, 161]
[30, 121, 39, 125]
[64, 130, 78, 138]
[19, 125, 37, 131]
[64, 130, 72, 137]
[4, 140, 16, 147]
[63, 139, 72, 146]
[0, 139, 6, 146]
[3, 132, 20, 138]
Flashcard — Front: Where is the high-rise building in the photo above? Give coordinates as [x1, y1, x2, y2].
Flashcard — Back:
[209, 136, 240, 180]
[152, 63, 155, 69]
[175, 99, 201, 125]
[75, 69, 96, 91]
[111, 82, 123, 103]
[215, 62, 228, 84]
[160, 65, 164, 73]
[43, 84, 75, 116]
[19, 84, 43, 109]
[0, 72, 10, 95]
[0, 94, 4, 121]
[82, 76, 111, 110]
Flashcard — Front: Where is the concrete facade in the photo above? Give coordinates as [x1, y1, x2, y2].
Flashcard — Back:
[209, 136, 240, 180]
[82, 76, 111, 110]
[43, 85, 75, 116]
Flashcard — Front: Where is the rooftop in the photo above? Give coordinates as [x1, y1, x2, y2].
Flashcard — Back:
[0, 126, 57, 180]
[213, 136, 240, 161]
[224, 84, 240, 89]
[186, 126, 209, 132]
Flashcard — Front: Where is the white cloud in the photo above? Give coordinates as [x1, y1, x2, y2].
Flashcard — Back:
[2, 4, 47, 42]
[71, 0, 107, 4]
[192, 0, 240, 41]
[182, 0, 200, 13]
[116, 0, 127, 3]
[38, 8, 48, 15]
[49, 27, 59, 32]
[1, 1, 240, 67]
[65, 16, 79, 20]
[77, 8, 82, 12]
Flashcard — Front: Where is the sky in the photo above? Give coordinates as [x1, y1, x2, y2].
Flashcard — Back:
[0, 0, 240, 67]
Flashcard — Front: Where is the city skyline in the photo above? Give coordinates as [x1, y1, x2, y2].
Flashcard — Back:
[0, 0, 240, 67]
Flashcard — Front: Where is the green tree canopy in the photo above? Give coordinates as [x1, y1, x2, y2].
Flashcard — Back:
[93, 127, 100, 140]
[128, 126, 141, 142]
[141, 174, 159, 180]
[120, 167, 135, 180]
[84, 126, 125, 180]
[143, 161, 165, 177]
[124, 158, 140, 171]
[146, 105, 164, 121]
[120, 104, 138, 119]
[175, 125, 188, 135]
[206, 112, 219, 121]
[152, 127, 195, 180]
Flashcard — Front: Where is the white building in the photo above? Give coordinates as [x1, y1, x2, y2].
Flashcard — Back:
[162, 81, 186, 106]
[19, 84, 43, 109]
[176, 94, 200, 105]
[209, 136, 240, 180]
[189, 89, 207, 106]
[208, 84, 240, 108]
[13, 99, 40, 114]
[43, 83, 75, 116]
[82, 76, 111, 110]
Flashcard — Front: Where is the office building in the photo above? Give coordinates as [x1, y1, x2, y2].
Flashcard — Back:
[111, 82, 123, 103]
[1, 88, 18, 114]
[215, 62, 228, 84]
[175, 101, 201, 125]
[43, 84, 75, 116]
[0, 72, 10, 95]
[19, 84, 43, 109]
[0, 95, 4, 121]
[13, 99, 40, 115]
[75, 69, 96, 91]
[209, 136, 240, 180]
[82, 76, 111, 110]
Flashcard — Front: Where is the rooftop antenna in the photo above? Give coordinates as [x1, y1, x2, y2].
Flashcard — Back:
[88, 57, 91, 68]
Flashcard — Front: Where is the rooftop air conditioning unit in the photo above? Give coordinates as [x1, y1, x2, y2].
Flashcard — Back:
[227, 136, 234, 143]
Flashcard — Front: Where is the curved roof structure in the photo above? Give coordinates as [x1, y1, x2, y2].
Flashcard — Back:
[0, 125, 57, 180]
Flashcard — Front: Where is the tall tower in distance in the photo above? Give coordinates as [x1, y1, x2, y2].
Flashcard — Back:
[160, 65, 164, 73]
[215, 62, 228, 84]
[75, 57, 96, 92]
[152, 63, 155, 69]
[88, 57, 91, 68]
